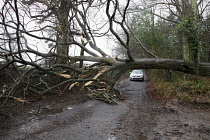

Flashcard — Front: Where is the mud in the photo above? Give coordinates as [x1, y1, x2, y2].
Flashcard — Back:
[1, 79, 210, 140]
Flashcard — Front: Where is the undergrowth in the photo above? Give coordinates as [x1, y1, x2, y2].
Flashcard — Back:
[149, 70, 210, 104]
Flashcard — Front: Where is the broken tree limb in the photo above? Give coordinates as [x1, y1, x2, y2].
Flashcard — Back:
[83, 67, 110, 87]
[92, 92, 118, 104]
[41, 79, 100, 94]
[69, 70, 97, 90]
[57, 73, 72, 78]
[0, 96, 29, 103]
[69, 82, 79, 90]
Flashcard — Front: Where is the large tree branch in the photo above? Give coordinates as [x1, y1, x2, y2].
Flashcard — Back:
[2, 48, 210, 76]
[109, 58, 210, 76]
[1, 49, 117, 65]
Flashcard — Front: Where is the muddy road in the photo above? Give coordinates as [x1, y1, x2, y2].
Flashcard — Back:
[1, 79, 210, 140]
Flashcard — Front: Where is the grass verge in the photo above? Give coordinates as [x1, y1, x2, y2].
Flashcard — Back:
[148, 70, 210, 105]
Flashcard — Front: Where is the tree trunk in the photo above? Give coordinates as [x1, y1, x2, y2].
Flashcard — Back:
[181, 0, 191, 61]
[56, 1, 71, 64]
[178, 0, 198, 61]
[182, 36, 190, 61]
[109, 58, 210, 76]
[191, 0, 197, 17]
[208, 48, 210, 63]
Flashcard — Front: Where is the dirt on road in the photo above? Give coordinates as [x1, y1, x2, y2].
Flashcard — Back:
[1, 79, 210, 140]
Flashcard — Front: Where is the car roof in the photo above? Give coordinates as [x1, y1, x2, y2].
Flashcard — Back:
[132, 70, 143, 72]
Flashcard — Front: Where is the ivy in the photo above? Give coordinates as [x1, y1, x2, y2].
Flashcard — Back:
[176, 17, 203, 75]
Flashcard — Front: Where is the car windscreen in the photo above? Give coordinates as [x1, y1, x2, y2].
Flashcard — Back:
[132, 70, 143, 74]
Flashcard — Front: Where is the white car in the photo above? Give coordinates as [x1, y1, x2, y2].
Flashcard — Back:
[129, 70, 144, 81]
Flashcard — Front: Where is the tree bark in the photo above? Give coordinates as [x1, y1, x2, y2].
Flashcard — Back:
[109, 58, 210, 76]
[56, 0, 71, 64]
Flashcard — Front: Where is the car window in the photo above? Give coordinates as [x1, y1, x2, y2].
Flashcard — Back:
[132, 70, 143, 74]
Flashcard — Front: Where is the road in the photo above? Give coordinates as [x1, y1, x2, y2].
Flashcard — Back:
[2, 79, 210, 140]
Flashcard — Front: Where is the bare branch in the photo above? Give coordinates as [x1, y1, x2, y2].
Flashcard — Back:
[106, 0, 134, 62]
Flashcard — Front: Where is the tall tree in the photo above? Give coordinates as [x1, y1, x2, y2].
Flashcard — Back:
[144, 0, 209, 73]
[21, 0, 107, 65]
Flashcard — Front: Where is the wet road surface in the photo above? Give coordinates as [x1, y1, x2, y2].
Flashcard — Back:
[2, 79, 210, 140]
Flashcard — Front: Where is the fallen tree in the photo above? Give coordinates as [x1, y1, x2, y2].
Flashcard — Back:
[1, 51, 210, 76]
[0, 0, 210, 105]
[109, 59, 210, 76]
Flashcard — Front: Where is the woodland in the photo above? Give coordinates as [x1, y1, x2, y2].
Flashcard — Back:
[0, 0, 210, 105]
